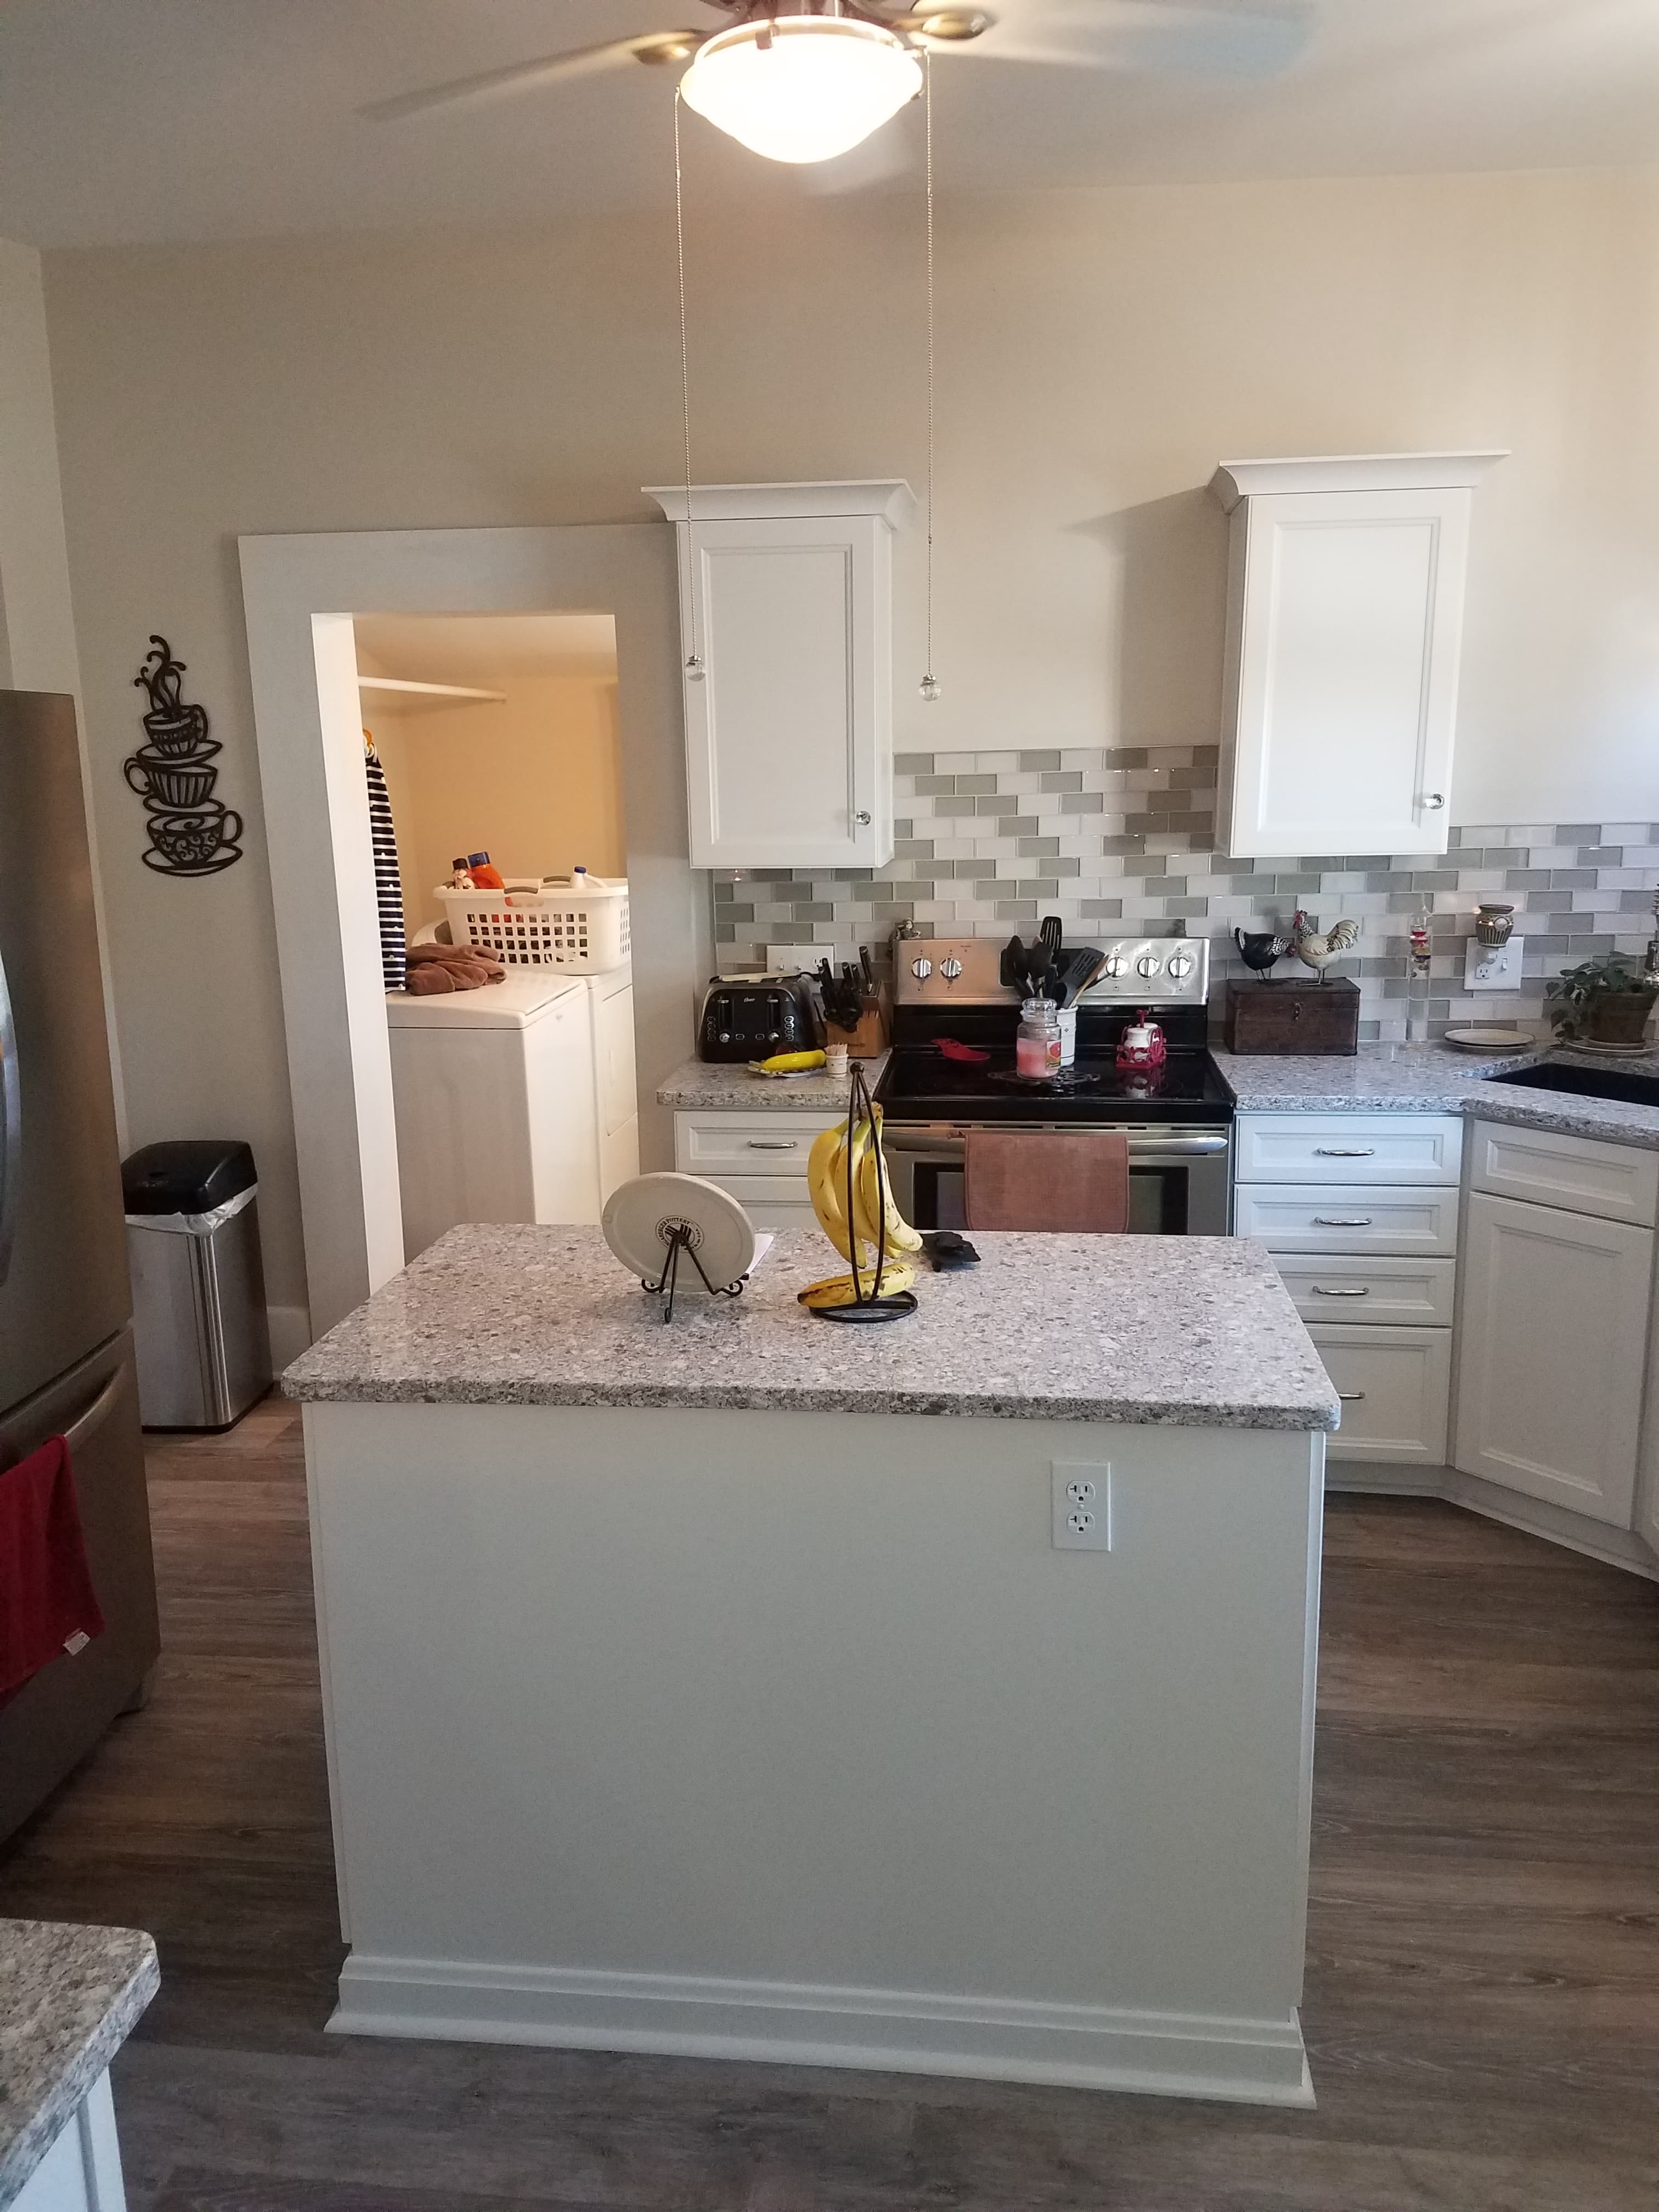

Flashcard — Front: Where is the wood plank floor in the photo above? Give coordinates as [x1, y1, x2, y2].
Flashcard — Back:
[4, 1397, 1658, 2210]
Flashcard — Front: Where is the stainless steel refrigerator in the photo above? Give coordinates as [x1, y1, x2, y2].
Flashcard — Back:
[0, 692, 159, 1842]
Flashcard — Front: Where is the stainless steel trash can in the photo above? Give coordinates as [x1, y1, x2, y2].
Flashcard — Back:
[122, 1141, 273, 1427]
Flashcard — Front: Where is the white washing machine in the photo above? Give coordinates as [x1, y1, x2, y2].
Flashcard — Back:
[583, 959, 640, 1204]
[387, 970, 599, 1261]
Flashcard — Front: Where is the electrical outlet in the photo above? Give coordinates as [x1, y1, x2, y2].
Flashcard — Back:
[1052, 1462, 1112, 1551]
[1464, 936, 1525, 990]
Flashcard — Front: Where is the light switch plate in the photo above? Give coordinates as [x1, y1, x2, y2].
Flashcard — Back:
[1464, 936, 1525, 990]
[1052, 1462, 1113, 1550]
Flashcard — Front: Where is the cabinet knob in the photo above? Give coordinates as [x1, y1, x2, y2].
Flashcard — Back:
[1423, 792, 1446, 810]
[854, 809, 872, 826]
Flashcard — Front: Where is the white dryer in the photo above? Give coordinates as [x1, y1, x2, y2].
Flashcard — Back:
[387, 970, 599, 1261]
[583, 959, 640, 1203]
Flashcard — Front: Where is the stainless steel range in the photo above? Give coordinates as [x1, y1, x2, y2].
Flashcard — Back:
[876, 933, 1232, 1235]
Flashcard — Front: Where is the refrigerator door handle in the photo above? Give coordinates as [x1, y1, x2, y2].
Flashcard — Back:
[0, 941, 20, 1287]
[60, 1366, 127, 1457]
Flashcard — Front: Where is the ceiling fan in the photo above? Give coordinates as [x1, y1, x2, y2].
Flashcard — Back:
[362, 1, 1311, 165]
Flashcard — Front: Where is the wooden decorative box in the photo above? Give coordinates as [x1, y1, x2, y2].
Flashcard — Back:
[1224, 977, 1360, 1056]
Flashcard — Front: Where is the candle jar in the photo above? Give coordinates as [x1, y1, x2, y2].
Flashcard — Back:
[1017, 998, 1062, 1079]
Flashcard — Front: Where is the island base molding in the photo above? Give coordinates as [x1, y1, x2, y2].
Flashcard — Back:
[329, 1954, 1314, 2107]
[1328, 1462, 1659, 1581]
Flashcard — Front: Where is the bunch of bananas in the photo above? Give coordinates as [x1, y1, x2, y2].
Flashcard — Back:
[799, 1104, 922, 1311]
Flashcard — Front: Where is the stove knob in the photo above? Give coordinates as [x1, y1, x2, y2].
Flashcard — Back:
[1167, 950, 1195, 981]
[910, 957, 933, 980]
[717, 1031, 730, 1045]
[939, 956, 963, 981]
[1135, 952, 1163, 979]
[1102, 953, 1127, 977]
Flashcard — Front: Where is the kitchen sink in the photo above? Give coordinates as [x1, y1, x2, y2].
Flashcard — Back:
[1485, 1060, 1659, 1109]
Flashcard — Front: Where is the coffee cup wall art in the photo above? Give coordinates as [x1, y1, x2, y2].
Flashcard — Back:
[127, 635, 243, 877]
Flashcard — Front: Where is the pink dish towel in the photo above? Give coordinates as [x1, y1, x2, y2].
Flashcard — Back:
[0, 1435, 105, 1700]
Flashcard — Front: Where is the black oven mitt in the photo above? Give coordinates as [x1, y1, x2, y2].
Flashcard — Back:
[921, 1231, 981, 1271]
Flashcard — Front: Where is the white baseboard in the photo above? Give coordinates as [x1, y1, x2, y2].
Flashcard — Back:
[266, 1304, 312, 1372]
[1327, 1462, 1659, 1581]
[328, 1954, 1314, 2107]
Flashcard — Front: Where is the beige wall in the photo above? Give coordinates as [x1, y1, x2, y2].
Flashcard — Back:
[40, 166, 1659, 1317]
[365, 670, 625, 939]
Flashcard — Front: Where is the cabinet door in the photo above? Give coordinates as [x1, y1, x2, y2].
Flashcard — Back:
[680, 516, 891, 869]
[1219, 488, 1470, 857]
[1454, 1191, 1654, 1527]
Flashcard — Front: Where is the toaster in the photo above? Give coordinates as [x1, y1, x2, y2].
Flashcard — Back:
[697, 975, 825, 1063]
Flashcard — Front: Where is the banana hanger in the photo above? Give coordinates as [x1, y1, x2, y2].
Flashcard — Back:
[810, 1063, 918, 1326]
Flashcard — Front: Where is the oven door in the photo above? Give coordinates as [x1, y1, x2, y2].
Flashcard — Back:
[882, 1124, 1232, 1237]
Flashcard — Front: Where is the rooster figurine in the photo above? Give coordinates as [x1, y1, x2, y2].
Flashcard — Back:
[1290, 909, 1361, 984]
[1234, 926, 1293, 983]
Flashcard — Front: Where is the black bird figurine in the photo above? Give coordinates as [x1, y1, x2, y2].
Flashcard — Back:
[1234, 926, 1293, 983]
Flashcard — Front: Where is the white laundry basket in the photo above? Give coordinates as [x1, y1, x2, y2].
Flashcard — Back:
[436, 876, 630, 972]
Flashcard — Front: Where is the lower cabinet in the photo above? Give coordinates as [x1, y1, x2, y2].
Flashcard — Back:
[1453, 1189, 1654, 1527]
[1306, 1323, 1452, 1465]
[673, 1109, 837, 1230]
[14, 2073, 129, 2212]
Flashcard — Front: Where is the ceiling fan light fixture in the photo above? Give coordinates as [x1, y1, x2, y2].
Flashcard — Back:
[680, 17, 923, 164]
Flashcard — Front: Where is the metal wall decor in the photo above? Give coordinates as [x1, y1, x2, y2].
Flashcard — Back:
[128, 636, 242, 876]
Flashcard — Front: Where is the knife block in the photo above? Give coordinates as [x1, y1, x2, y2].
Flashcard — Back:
[826, 996, 889, 1059]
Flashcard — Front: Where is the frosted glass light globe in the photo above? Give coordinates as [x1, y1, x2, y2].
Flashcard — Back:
[681, 19, 923, 165]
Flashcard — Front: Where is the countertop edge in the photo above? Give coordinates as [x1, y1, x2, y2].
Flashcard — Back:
[281, 1372, 1338, 1429]
[0, 1928, 158, 2210]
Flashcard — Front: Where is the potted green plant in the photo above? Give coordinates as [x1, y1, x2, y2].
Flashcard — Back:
[1545, 952, 1659, 1045]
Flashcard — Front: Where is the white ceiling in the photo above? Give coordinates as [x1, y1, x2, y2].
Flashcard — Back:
[4, 0, 1659, 248]
[355, 613, 619, 683]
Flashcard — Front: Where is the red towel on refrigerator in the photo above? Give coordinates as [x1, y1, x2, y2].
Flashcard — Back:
[0, 1436, 105, 1699]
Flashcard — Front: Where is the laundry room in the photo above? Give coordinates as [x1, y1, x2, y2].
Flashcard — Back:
[354, 611, 639, 1261]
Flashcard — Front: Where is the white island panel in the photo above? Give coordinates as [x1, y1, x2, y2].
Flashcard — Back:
[304, 1397, 1323, 2105]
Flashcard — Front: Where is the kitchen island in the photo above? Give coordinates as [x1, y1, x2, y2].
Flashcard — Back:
[284, 1226, 1339, 2106]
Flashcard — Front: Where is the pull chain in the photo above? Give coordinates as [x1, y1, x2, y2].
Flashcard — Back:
[674, 87, 704, 681]
[919, 50, 939, 704]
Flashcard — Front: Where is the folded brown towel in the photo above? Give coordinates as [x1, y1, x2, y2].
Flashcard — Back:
[404, 941, 505, 992]
[964, 1130, 1130, 1234]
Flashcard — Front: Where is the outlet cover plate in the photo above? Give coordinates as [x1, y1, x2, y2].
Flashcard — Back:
[1464, 935, 1525, 990]
[1052, 1462, 1113, 1550]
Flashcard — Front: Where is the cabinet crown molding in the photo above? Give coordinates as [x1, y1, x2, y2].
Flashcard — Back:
[1209, 452, 1509, 511]
[644, 480, 916, 528]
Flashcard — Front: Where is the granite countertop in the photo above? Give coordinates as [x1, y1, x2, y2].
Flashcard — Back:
[657, 1052, 889, 1111]
[1213, 1042, 1659, 1150]
[1, 1921, 157, 2208]
[283, 1223, 1340, 1431]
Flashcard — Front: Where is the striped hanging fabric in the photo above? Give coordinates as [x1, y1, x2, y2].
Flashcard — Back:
[363, 734, 407, 991]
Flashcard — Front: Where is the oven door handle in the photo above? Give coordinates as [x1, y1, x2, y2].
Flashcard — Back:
[879, 1130, 1231, 1163]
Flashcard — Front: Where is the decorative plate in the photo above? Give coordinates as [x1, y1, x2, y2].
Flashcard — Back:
[1441, 1025, 1537, 1054]
[601, 1172, 757, 1294]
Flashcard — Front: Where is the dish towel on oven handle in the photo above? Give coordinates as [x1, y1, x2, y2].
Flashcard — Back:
[0, 1435, 106, 1701]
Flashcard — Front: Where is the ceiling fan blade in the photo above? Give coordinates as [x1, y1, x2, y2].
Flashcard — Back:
[360, 31, 703, 122]
[931, 0, 1308, 77]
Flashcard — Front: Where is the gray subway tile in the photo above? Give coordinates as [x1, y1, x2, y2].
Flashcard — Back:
[1081, 899, 1124, 918]
[1061, 792, 1106, 814]
[1548, 868, 1597, 889]
[995, 900, 1039, 921]
[955, 773, 998, 796]
[1018, 836, 1060, 857]
[1504, 869, 1553, 889]
[913, 774, 956, 796]
[1018, 749, 1061, 771]
[893, 752, 934, 775]
[1041, 771, 1084, 793]
[975, 793, 1020, 815]
[932, 794, 978, 817]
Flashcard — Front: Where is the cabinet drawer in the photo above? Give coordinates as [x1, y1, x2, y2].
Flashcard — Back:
[1307, 1324, 1452, 1465]
[675, 1112, 838, 1180]
[1271, 1254, 1457, 1327]
[1468, 1118, 1659, 1227]
[1234, 1183, 1459, 1256]
[1234, 1113, 1463, 1185]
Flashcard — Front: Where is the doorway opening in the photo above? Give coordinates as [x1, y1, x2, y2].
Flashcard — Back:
[353, 612, 638, 1266]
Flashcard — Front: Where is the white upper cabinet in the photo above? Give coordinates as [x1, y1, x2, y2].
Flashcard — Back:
[1209, 453, 1505, 859]
[646, 481, 914, 871]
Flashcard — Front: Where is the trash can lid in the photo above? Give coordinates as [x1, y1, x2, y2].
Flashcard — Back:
[122, 1140, 257, 1215]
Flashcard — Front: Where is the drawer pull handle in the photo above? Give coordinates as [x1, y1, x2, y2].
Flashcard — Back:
[1314, 1147, 1376, 1158]
[1338, 1391, 1367, 1403]
[1311, 1216, 1373, 1227]
[1312, 1285, 1370, 1296]
[745, 1140, 799, 1151]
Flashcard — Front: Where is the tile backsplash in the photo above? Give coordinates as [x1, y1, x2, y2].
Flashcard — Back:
[710, 744, 1659, 1042]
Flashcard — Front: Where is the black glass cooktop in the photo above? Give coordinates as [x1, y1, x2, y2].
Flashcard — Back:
[878, 1046, 1231, 1124]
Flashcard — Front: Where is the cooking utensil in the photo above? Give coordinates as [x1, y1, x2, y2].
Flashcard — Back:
[938, 1038, 991, 1064]
[859, 946, 876, 997]
[1040, 915, 1064, 964]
